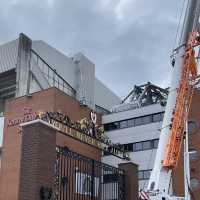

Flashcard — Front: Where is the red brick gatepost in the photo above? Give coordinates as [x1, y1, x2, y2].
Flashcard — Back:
[18, 120, 57, 200]
[119, 162, 138, 200]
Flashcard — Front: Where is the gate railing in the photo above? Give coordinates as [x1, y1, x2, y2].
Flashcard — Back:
[30, 49, 76, 98]
[54, 146, 125, 200]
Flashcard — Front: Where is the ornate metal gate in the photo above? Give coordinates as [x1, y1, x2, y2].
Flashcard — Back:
[54, 147, 125, 200]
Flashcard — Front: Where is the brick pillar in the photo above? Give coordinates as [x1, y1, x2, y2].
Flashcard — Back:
[119, 162, 138, 200]
[18, 120, 57, 200]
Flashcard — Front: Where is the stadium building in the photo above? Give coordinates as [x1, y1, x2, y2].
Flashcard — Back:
[0, 33, 139, 200]
[102, 82, 200, 198]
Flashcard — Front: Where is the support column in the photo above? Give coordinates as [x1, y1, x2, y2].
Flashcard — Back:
[119, 162, 138, 200]
[16, 33, 32, 97]
[18, 121, 57, 200]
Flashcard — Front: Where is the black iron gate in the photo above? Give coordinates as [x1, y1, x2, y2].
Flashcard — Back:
[54, 147, 125, 200]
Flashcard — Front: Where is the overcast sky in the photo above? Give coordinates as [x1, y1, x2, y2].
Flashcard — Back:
[0, 0, 183, 98]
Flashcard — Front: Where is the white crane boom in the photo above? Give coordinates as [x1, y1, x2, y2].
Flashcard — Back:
[147, 0, 200, 199]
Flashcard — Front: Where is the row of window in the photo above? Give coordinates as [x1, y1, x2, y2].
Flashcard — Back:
[138, 170, 152, 180]
[121, 139, 159, 152]
[104, 112, 164, 131]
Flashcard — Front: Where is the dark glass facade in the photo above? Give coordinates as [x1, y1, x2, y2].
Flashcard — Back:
[138, 169, 152, 180]
[121, 139, 159, 152]
[104, 112, 164, 131]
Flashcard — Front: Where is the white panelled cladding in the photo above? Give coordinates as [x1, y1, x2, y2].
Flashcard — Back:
[102, 103, 165, 190]
[0, 35, 120, 111]
[73, 53, 95, 109]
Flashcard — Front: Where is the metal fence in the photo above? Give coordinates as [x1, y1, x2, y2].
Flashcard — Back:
[30, 49, 76, 98]
[54, 147, 125, 200]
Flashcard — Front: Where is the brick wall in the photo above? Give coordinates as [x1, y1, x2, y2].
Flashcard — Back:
[18, 122, 56, 200]
[0, 87, 101, 200]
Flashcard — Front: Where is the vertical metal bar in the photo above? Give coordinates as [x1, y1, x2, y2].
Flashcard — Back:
[114, 169, 115, 199]
[47, 66, 49, 81]
[78, 155, 81, 200]
[62, 152, 64, 200]
[83, 157, 86, 200]
[184, 117, 191, 200]
[68, 153, 72, 200]
[112, 170, 114, 200]
[53, 70, 55, 87]
[72, 152, 75, 200]
[91, 160, 95, 200]
[59, 151, 62, 200]
[101, 166, 105, 200]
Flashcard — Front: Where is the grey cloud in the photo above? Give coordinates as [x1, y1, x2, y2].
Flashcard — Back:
[0, 0, 183, 97]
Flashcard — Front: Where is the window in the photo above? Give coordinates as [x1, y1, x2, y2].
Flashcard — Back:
[124, 139, 159, 152]
[153, 139, 159, 148]
[143, 141, 151, 150]
[138, 171, 144, 180]
[138, 170, 152, 180]
[120, 120, 128, 129]
[188, 120, 197, 133]
[190, 178, 199, 190]
[123, 143, 133, 152]
[104, 112, 164, 131]
[153, 113, 162, 122]
[133, 142, 143, 152]
[143, 170, 151, 180]
[135, 117, 143, 126]
[189, 149, 198, 161]
[127, 119, 135, 127]
[141, 115, 152, 124]
[104, 122, 120, 131]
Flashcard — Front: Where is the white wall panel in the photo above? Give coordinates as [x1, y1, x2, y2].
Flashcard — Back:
[103, 104, 165, 123]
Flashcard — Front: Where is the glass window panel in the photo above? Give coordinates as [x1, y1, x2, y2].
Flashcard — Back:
[120, 120, 128, 129]
[123, 143, 133, 152]
[127, 119, 135, 127]
[188, 121, 197, 133]
[142, 141, 151, 150]
[141, 115, 152, 125]
[133, 143, 143, 152]
[138, 171, 144, 180]
[135, 117, 143, 126]
[152, 113, 162, 122]
[190, 178, 199, 190]
[153, 140, 159, 148]
[189, 150, 198, 161]
[161, 112, 165, 120]
[143, 170, 151, 179]
[104, 122, 120, 131]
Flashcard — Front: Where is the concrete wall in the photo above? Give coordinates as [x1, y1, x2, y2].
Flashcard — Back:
[74, 53, 95, 109]
[95, 78, 121, 111]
